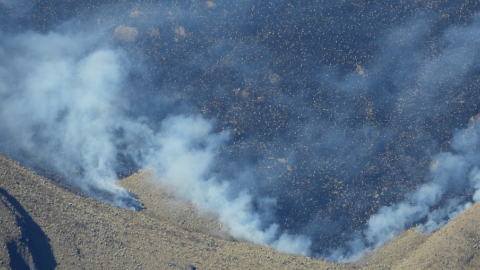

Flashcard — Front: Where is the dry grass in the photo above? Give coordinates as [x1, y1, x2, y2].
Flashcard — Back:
[2, 151, 480, 269]
[0, 153, 342, 269]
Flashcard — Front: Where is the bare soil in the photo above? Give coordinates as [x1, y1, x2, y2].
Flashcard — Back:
[1, 152, 480, 269]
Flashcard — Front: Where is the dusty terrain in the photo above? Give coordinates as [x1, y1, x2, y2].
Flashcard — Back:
[1, 151, 480, 269]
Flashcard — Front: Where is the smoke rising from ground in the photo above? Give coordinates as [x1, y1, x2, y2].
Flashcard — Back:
[0, 25, 312, 255]
[2, 0, 480, 262]
[323, 12, 480, 261]
[0, 31, 141, 208]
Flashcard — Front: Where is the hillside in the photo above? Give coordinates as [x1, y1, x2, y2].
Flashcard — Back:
[3, 1, 480, 269]
[0, 152, 343, 269]
[2, 151, 480, 269]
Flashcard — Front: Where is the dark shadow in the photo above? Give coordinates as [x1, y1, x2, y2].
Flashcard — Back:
[6, 241, 29, 270]
[0, 187, 57, 270]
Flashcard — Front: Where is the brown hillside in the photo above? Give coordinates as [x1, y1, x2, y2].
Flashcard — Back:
[0, 153, 344, 269]
[2, 151, 480, 269]
[393, 203, 480, 270]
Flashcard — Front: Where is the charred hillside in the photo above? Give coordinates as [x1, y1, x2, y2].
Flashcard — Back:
[3, 0, 480, 264]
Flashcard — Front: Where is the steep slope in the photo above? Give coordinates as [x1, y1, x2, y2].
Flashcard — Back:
[3, 149, 480, 269]
[0, 153, 344, 269]
[355, 201, 480, 270]
[355, 228, 430, 270]
[393, 203, 480, 270]
[0, 189, 24, 269]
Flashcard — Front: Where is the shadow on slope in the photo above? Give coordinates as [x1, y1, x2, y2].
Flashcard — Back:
[0, 187, 57, 270]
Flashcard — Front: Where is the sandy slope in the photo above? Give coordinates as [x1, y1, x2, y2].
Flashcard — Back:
[1, 151, 480, 269]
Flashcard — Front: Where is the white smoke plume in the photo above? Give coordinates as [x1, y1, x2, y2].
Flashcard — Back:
[361, 12, 480, 247]
[358, 117, 480, 254]
[0, 31, 137, 207]
[325, 13, 480, 262]
[141, 115, 311, 254]
[3, 0, 480, 262]
[0, 28, 312, 255]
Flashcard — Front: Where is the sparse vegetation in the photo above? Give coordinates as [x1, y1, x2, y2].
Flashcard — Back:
[1, 152, 480, 269]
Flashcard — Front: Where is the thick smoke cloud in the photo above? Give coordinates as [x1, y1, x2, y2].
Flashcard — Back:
[0, 30, 142, 208]
[2, 0, 480, 262]
[141, 115, 311, 254]
[0, 28, 312, 253]
[0, 23, 314, 255]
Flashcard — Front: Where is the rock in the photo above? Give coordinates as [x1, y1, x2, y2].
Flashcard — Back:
[114, 25, 139, 42]
[205, 1, 216, 9]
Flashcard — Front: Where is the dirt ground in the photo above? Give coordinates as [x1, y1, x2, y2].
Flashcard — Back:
[1, 152, 480, 269]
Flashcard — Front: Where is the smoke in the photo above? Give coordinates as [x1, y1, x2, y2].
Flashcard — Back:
[0, 22, 312, 255]
[141, 115, 312, 254]
[346, 116, 480, 261]
[2, 0, 480, 262]
[0, 30, 143, 208]
[325, 12, 480, 261]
